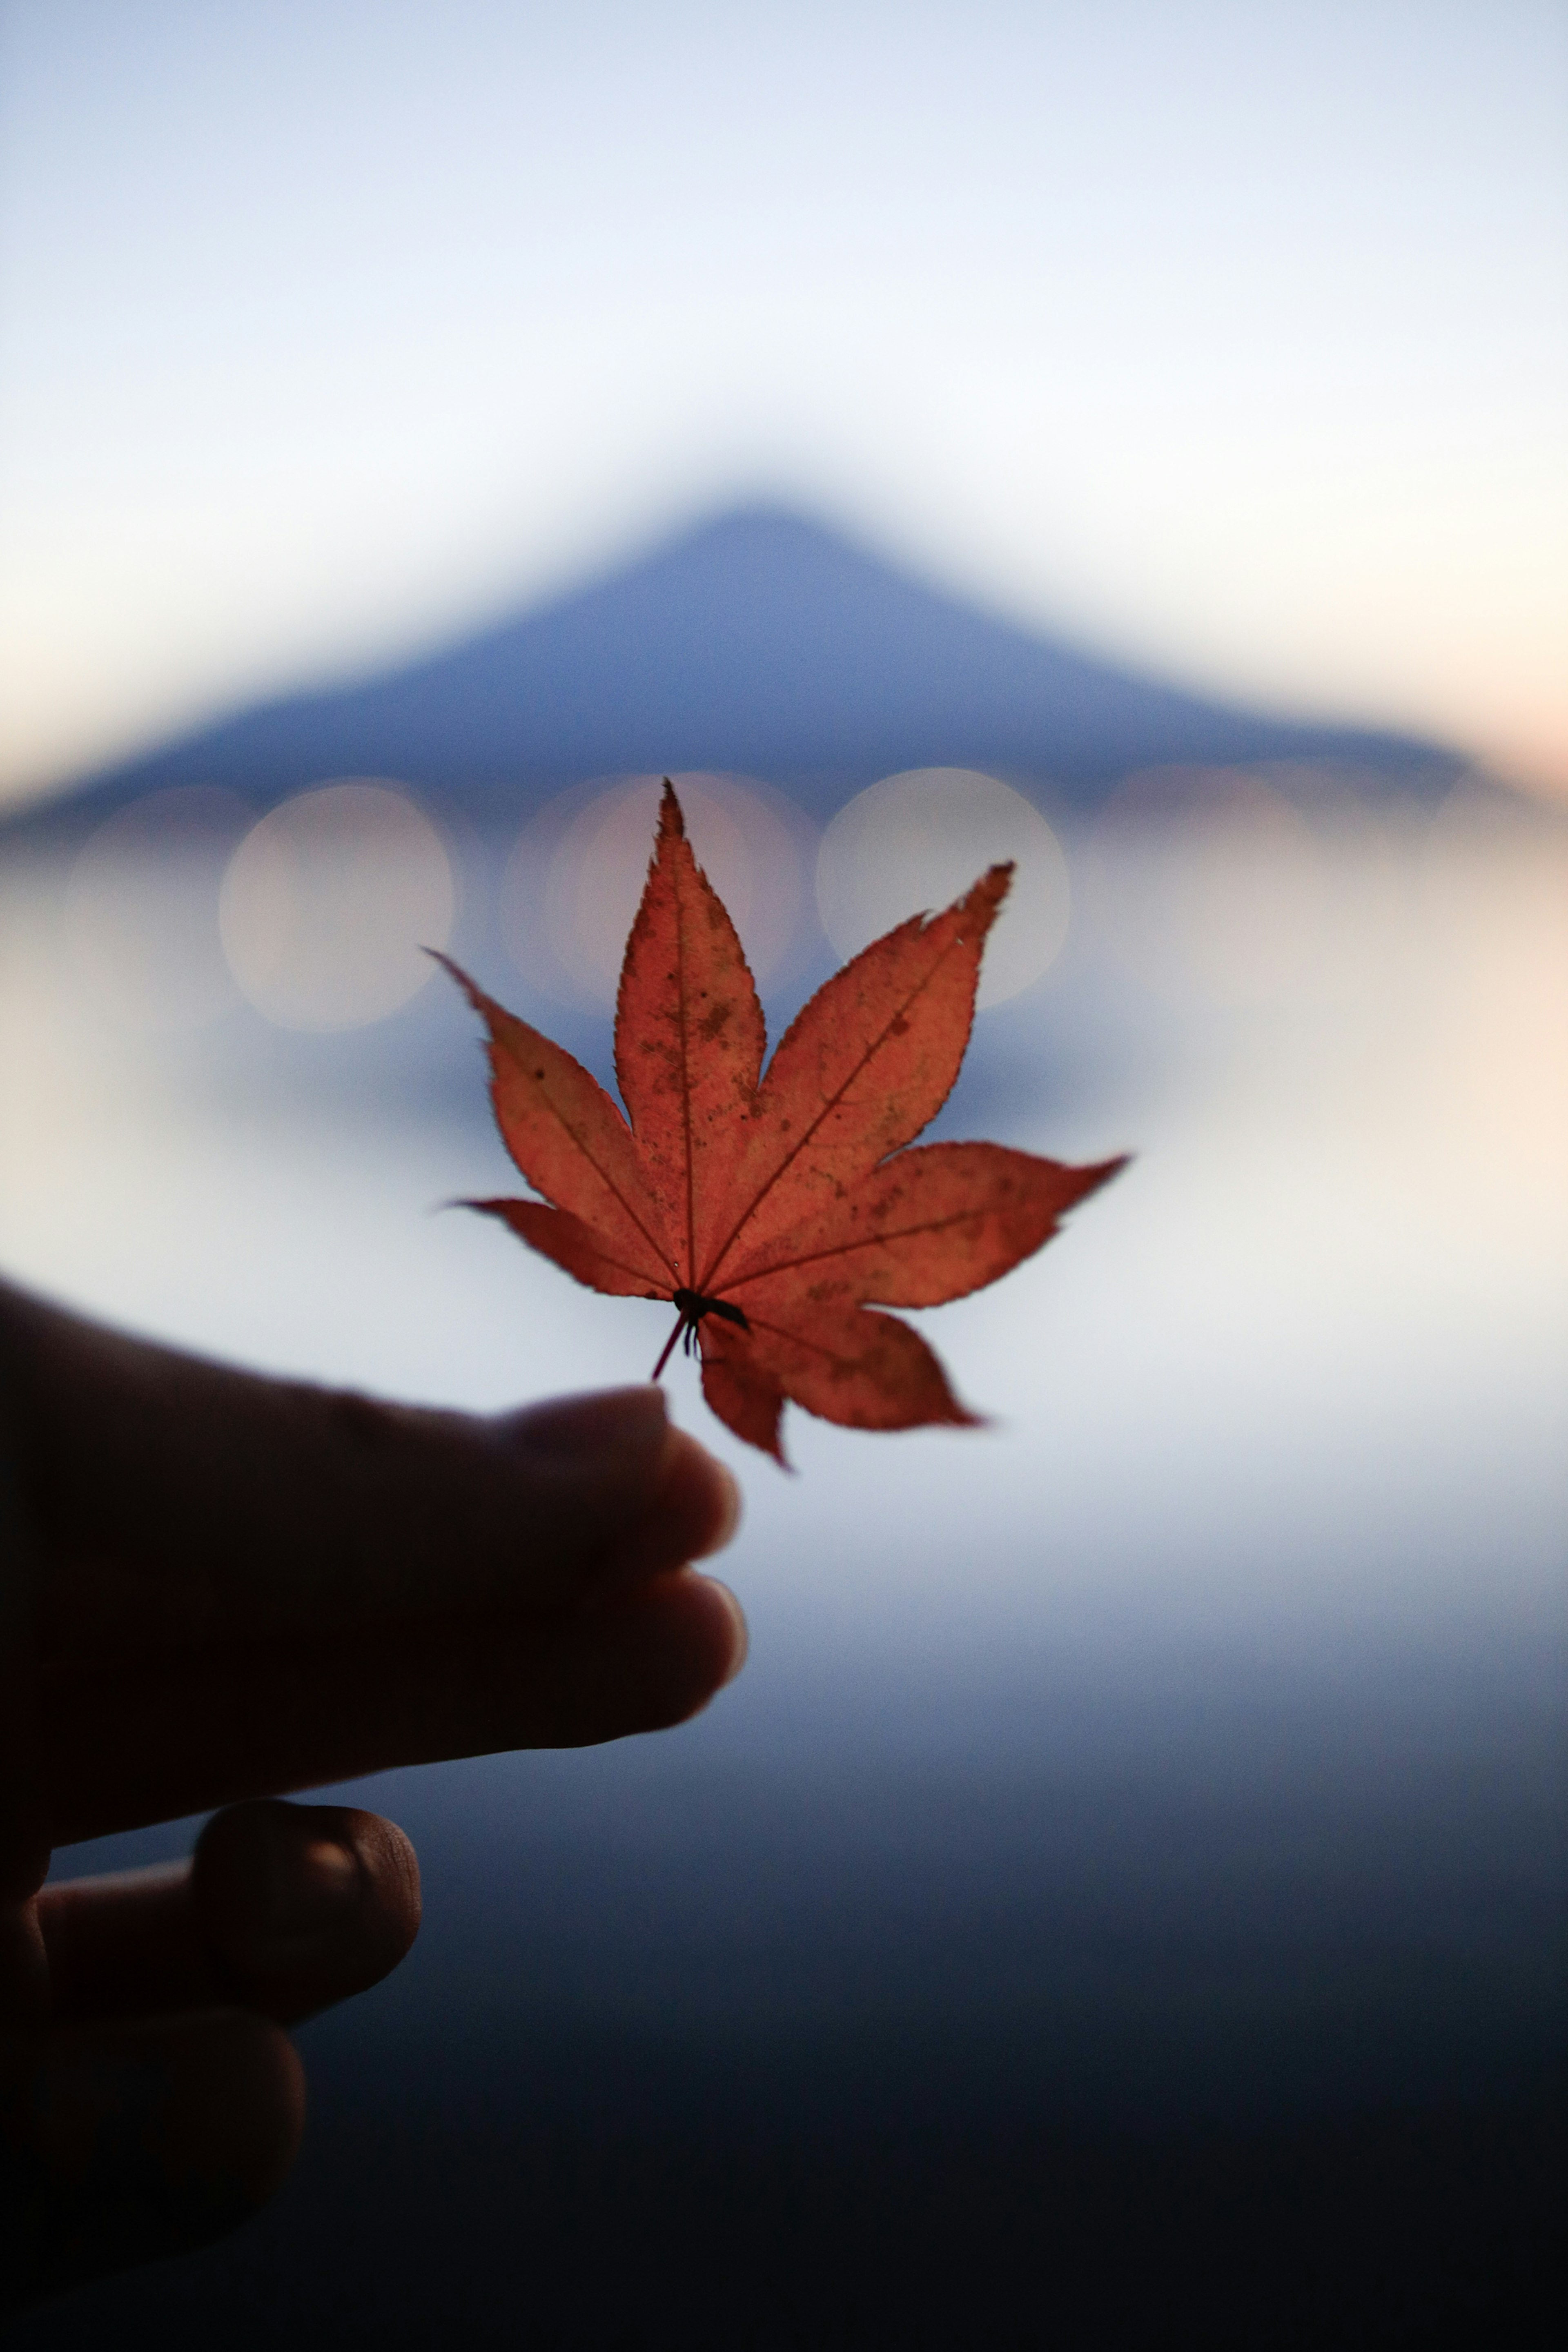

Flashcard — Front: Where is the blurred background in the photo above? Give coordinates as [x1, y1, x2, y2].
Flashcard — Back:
[2, 3, 1564, 2344]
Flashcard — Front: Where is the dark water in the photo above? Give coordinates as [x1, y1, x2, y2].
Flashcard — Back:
[18, 1628, 1566, 2345]
[5, 800, 1566, 2342]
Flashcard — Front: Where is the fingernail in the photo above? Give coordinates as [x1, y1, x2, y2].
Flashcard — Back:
[697, 1462, 742, 1559]
[714, 1581, 749, 1685]
[494, 1385, 668, 1464]
[250, 1832, 360, 1969]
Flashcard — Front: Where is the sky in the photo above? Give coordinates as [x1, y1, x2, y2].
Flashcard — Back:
[2, 0, 1564, 808]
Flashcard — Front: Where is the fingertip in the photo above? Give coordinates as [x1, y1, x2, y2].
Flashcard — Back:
[710, 1576, 749, 1686]
[672, 1570, 749, 1697]
[674, 1433, 742, 1560]
[602, 1568, 750, 1731]
[641, 1426, 743, 1568]
[193, 1800, 421, 2023]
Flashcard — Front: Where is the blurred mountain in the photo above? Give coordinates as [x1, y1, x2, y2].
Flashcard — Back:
[15, 506, 1462, 833]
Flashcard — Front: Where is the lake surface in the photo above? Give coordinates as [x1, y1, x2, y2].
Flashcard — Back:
[3, 781, 1564, 2345]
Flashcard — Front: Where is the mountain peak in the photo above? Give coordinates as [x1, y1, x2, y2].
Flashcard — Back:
[27, 502, 1461, 828]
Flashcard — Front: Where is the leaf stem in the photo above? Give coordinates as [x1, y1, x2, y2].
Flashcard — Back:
[650, 1312, 686, 1381]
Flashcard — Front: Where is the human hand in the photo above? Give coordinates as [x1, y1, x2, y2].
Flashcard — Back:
[0, 1278, 744, 2308]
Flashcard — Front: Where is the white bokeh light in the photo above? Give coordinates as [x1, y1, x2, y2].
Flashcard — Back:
[1082, 769, 1330, 1004]
[219, 780, 454, 1030]
[815, 768, 1070, 1009]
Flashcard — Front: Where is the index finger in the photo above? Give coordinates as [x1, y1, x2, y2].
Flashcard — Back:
[2, 1283, 744, 1848]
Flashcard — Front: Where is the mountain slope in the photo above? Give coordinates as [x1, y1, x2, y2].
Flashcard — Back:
[26, 506, 1461, 826]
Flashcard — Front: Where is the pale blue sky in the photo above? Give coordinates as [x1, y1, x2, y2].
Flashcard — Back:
[2, 0, 1564, 802]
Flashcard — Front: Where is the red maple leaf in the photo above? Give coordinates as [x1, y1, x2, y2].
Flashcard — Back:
[441, 782, 1125, 1464]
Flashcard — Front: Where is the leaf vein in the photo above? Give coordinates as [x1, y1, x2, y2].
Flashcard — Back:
[699, 931, 970, 1290]
[720, 1203, 1000, 1290]
[510, 1052, 679, 1281]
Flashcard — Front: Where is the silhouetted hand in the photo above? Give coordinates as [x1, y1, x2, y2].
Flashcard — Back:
[0, 1278, 744, 2309]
